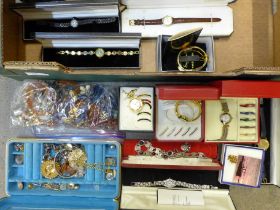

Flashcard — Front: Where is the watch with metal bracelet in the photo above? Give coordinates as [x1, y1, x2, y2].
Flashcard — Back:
[49, 17, 116, 28]
[219, 99, 232, 140]
[129, 16, 221, 26]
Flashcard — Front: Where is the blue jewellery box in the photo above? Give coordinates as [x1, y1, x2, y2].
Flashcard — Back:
[0, 138, 121, 210]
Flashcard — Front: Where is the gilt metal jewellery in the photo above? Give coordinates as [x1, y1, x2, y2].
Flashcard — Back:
[57, 48, 139, 58]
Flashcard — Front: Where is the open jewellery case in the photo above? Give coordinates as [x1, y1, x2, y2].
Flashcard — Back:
[120, 168, 235, 210]
[35, 32, 141, 69]
[0, 138, 121, 210]
[121, 0, 234, 37]
[121, 140, 222, 170]
[10, 0, 120, 40]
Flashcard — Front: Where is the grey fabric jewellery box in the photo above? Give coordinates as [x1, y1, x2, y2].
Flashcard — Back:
[35, 32, 142, 69]
[10, 0, 121, 40]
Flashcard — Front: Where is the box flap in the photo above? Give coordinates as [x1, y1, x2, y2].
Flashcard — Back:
[156, 85, 220, 100]
[121, 186, 235, 210]
[0, 196, 118, 210]
[122, 0, 235, 8]
[213, 80, 280, 98]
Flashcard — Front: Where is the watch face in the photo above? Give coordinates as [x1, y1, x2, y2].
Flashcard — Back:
[95, 48, 105, 58]
[70, 19, 79, 28]
[162, 16, 173, 26]
[220, 113, 232, 124]
[129, 98, 143, 112]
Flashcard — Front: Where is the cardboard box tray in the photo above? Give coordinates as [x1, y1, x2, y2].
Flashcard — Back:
[2, 0, 280, 81]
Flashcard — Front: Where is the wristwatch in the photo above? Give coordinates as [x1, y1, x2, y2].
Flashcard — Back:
[129, 16, 221, 27]
[219, 99, 232, 140]
[48, 17, 116, 28]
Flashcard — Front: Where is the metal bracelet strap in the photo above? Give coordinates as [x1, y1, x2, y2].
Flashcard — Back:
[132, 178, 218, 189]
[57, 49, 140, 57]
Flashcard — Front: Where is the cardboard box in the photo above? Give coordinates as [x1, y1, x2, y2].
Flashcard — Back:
[2, 0, 280, 80]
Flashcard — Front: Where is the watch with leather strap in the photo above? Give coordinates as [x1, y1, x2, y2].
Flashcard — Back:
[219, 99, 232, 140]
[129, 16, 221, 26]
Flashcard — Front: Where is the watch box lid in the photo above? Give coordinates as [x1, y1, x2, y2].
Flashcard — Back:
[156, 85, 220, 100]
[122, 0, 235, 8]
[167, 28, 203, 50]
[0, 196, 118, 210]
[10, 0, 119, 9]
[35, 32, 141, 48]
[213, 80, 280, 98]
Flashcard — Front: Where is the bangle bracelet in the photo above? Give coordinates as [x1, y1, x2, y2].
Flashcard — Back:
[137, 94, 151, 98]
[143, 102, 152, 109]
[175, 100, 201, 122]
[159, 127, 169, 136]
[182, 127, 191, 136]
[189, 127, 198, 136]
[167, 127, 176, 136]
[174, 127, 183, 136]
[177, 46, 208, 71]
[57, 48, 139, 58]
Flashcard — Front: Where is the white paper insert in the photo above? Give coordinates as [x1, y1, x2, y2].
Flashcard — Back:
[119, 87, 154, 131]
[157, 189, 205, 206]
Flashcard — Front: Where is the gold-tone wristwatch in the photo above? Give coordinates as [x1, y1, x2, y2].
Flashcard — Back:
[219, 99, 232, 140]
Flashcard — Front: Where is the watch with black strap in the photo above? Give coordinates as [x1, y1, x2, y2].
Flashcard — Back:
[40, 17, 117, 28]
[129, 16, 221, 26]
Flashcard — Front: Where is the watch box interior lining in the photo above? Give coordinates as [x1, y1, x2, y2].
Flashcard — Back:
[121, 6, 233, 37]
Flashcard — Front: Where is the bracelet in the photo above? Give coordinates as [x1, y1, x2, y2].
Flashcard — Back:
[137, 112, 151, 116]
[132, 178, 218, 189]
[57, 48, 140, 58]
[137, 118, 151, 122]
[240, 112, 255, 115]
[177, 46, 208, 71]
[175, 100, 202, 122]
[134, 140, 206, 160]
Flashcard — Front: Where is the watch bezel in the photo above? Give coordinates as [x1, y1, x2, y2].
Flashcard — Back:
[220, 112, 232, 124]
[162, 15, 173, 26]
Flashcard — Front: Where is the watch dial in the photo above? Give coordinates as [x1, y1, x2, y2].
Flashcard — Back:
[162, 16, 173, 26]
[220, 113, 232, 124]
[129, 98, 143, 111]
[95, 48, 105, 58]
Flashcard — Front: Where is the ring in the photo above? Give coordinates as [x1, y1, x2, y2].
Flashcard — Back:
[177, 46, 208, 71]
[175, 100, 202, 122]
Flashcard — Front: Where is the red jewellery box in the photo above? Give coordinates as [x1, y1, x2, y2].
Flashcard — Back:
[156, 80, 280, 144]
[121, 140, 222, 170]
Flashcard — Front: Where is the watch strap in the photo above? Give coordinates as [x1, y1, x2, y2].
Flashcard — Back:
[221, 99, 229, 113]
[130, 19, 162, 26]
[220, 124, 229, 140]
[173, 17, 221, 24]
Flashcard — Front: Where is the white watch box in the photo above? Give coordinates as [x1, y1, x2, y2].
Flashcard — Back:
[121, 186, 236, 210]
[121, 0, 234, 37]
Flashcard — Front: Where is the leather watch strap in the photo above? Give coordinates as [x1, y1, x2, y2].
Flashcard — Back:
[131, 19, 162, 26]
[173, 17, 221, 24]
